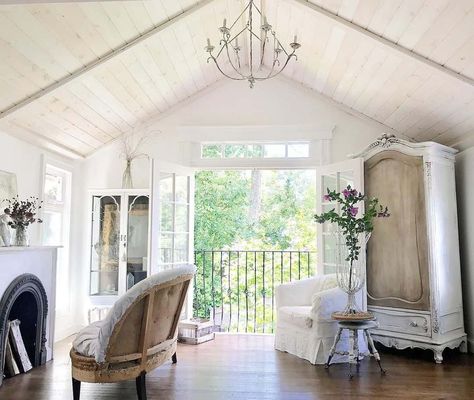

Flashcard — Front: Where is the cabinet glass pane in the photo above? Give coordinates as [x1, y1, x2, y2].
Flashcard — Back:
[175, 175, 189, 203]
[127, 195, 149, 289]
[90, 195, 120, 295]
[175, 204, 189, 232]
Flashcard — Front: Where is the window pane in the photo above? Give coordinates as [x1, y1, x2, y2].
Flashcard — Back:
[175, 204, 189, 232]
[264, 144, 285, 158]
[288, 143, 309, 158]
[160, 203, 173, 231]
[175, 175, 189, 203]
[224, 144, 247, 158]
[174, 233, 189, 263]
[338, 171, 355, 192]
[42, 211, 62, 245]
[247, 144, 263, 158]
[202, 144, 222, 158]
[44, 173, 63, 203]
[322, 174, 337, 193]
[159, 233, 173, 263]
[159, 174, 173, 202]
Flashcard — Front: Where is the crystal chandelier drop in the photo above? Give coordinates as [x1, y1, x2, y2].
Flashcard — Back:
[205, 0, 301, 88]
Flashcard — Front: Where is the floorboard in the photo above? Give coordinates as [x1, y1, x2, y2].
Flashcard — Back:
[1, 334, 473, 399]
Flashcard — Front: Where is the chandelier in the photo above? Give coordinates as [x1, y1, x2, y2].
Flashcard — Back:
[205, 0, 301, 88]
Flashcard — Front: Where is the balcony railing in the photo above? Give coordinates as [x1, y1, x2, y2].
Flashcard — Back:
[193, 250, 317, 334]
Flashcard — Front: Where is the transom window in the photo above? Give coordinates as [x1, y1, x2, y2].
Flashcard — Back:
[201, 142, 310, 159]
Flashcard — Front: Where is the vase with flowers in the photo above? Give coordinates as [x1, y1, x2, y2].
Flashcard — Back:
[314, 186, 389, 320]
[3, 196, 43, 246]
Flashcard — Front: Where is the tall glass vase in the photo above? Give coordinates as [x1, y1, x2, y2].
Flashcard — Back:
[332, 232, 372, 320]
[122, 159, 133, 189]
[14, 225, 29, 247]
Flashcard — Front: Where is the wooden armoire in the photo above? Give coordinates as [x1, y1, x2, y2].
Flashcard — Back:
[354, 134, 467, 363]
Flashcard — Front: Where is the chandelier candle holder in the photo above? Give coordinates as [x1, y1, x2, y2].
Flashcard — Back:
[314, 186, 390, 321]
[205, 0, 301, 88]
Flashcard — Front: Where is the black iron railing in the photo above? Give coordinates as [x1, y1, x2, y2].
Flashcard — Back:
[193, 250, 317, 334]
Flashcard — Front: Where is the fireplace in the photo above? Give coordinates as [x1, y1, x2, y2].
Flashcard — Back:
[0, 274, 48, 385]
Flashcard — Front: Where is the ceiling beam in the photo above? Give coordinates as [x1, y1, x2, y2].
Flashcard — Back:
[290, 0, 474, 88]
[0, 0, 215, 119]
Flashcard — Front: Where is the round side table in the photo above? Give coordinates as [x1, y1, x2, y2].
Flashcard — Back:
[325, 319, 386, 379]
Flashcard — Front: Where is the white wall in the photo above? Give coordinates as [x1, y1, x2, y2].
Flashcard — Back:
[0, 130, 84, 340]
[456, 146, 474, 351]
[84, 77, 391, 189]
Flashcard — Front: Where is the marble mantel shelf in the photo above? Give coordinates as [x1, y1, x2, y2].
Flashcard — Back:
[0, 245, 62, 253]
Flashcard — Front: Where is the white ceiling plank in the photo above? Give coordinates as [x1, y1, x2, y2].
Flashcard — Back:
[313, 26, 346, 92]
[336, 0, 359, 20]
[331, 39, 375, 104]
[411, 0, 474, 59]
[352, 53, 403, 112]
[320, 31, 359, 98]
[55, 88, 123, 138]
[365, 0, 403, 37]
[434, 114, 474, 145]
[381, 0, 424, 43]
[68, 80, 133, 133]
[350, 0, 379, 28]
[342, 46, 388, 109]
[372, 65, 429, 123]
[9, 111, 96, 154]
[0, 0, 216, 120]
[290, 0, 474, 88]
[397, 0, 450, 51]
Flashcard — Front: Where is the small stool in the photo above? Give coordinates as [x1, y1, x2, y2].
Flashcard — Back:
[325, 320, 386, 379]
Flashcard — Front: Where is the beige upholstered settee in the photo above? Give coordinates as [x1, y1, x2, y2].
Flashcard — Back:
[275, 274, 367, 364]
[70, 264, 196, 400]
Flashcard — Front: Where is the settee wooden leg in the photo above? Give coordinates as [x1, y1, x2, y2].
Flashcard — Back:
[136, 372, 147, 400]
[172, 352, 177, 364]
[72, 378, 81, 400]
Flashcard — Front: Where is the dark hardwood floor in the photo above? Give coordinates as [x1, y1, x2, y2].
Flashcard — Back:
[1, 334, 473, 399]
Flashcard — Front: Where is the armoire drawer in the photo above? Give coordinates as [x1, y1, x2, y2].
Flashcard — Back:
[371, 309, 431, 337]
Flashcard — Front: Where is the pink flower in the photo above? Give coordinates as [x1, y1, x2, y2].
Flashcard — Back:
[349, 207, 358, 217]
[342, 189, 350, 198]
[323, 194, 331, 201]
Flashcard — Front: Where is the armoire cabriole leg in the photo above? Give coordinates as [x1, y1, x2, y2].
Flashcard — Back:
[72, 378, 81, 400]
[172, 352, 177, 364]
[434, 349, 444, 364]
[136, 372, 147, 400]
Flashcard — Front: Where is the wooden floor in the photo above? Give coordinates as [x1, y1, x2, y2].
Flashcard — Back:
[1, 334, 474, 399]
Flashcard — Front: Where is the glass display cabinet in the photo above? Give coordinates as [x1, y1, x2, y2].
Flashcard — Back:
[89, 189, 150, 303]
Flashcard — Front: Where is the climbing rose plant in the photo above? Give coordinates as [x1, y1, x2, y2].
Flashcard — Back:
[314, 186, 389, 265]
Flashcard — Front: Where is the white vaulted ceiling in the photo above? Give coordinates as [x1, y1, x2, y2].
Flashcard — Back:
[0, 0, 474, 157]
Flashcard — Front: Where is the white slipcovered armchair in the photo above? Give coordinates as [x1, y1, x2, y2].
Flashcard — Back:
[274, 274, 367, 364]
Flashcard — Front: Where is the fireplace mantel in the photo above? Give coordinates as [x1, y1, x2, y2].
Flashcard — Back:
[0, 246, 60, 375]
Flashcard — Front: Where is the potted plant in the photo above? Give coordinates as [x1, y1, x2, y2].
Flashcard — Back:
[314, 186, 389, 320]
[3, 196, 43, 246]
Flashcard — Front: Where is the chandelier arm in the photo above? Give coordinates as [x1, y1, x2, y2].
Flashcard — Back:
[254, 53, 297, 81]
[228, 26, 248, 44]
[224, 44, 249, 79]
[259, 30, 268, 69]
[208, 56, 248, 81]
[274, 36, 290, 57]
[229, 2, 251, 31]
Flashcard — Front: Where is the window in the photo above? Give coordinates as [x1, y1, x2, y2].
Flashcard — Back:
[158, 173, 191, 269]
[42, 163, 72, 313]
[201, 142, 310, 159]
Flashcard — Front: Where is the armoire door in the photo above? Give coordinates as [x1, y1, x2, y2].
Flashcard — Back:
[365, 150, 430, 311]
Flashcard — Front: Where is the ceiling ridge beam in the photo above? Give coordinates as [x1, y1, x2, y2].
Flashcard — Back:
[290, 0, 474, 88]
[0, 0, 216, 120]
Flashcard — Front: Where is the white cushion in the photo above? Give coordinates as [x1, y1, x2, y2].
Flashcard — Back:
[278, 306, 313, 329]
[73, 264, 196, 363]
